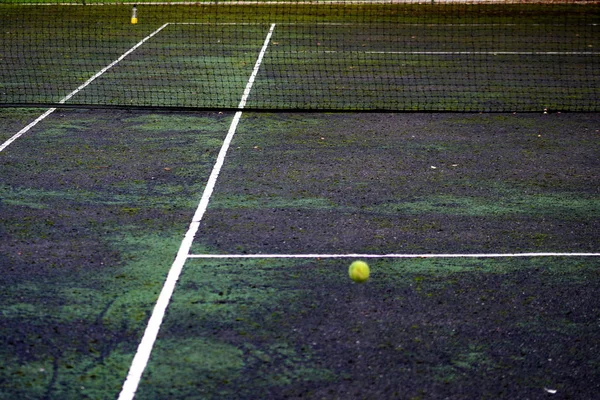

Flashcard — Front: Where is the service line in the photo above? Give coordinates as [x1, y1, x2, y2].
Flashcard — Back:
[188, 252, 600, 259]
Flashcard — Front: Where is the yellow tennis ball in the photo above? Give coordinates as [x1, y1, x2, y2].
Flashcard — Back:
[348, 260, 370, 283]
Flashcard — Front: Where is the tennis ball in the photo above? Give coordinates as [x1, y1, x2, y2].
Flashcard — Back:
[348, 260, 370, 283]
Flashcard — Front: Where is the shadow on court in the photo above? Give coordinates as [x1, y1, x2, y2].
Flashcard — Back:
[0, 109, 599, 399]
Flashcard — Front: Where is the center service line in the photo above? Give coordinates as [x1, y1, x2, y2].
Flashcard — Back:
[118, 23, 276, 400]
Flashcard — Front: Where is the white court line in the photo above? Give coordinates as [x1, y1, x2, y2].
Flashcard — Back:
[283, 50, 600, 56]
[0, 23, 169, 153]
[365, 51, 600, 55]
[188, 252, 600, 259]
[0, 108, 57, 153]
[117, 23, 276, 400]
[171, 22, 599, 27]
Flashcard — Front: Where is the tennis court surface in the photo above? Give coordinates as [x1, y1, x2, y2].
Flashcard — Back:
[1, 1, 599, 399]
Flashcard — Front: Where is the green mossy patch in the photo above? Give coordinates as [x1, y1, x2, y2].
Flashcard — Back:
[0, 230, 185, 400]
[0, 108, 50, 143]
[193, 113, 599, 255]
[1, 110, 598, 399]
[0, 109, 230, 399]
[142, 256, 600, 399]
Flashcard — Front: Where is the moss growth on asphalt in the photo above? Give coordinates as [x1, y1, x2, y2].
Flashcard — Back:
[139, 256, 600, 399]
[0, 108, 50, 143]
[0, 109, 230, 399]
[193, 113, 599, 255]
[1, 110, 598, 399]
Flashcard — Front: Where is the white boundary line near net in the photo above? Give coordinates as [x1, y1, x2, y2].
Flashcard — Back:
[0, 108, 57, 153]
[171, 21, 599, 26]
[188, 252, 600, 259]
[0, 23, 169, 153]
[363, 51, 600, 55]
[117, 23, 276, 400]
[278, 50, 600, 55]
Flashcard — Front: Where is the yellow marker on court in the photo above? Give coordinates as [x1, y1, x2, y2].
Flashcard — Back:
[131, 5, 138, 24]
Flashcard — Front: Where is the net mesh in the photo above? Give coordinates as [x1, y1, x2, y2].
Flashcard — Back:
[1, 1, 598, 112]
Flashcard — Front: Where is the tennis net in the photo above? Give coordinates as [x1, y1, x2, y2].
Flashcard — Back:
[1, 1, 598, 111]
